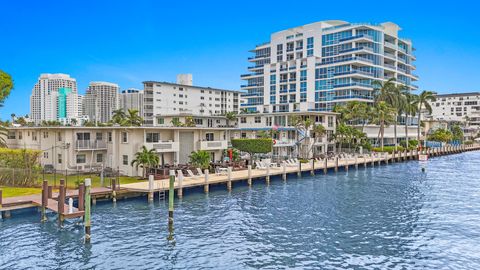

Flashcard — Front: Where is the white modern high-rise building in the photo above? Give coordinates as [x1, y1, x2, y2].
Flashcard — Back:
[84, 81, 119, 123]
[143, 74, 241, 126]
[120, 88, 144, 117]
[30, 73, 78, 124]
[241, 20, 418, 113]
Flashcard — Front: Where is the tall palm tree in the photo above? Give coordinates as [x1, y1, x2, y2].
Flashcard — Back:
[370, 101, 396, 150]
[122, 109, 143, 126]
[401, 91, 419, 145]
[372, 78, 397, 104]
[112, 109, 126, 125]
[416, 91, 437, 146]
[390, 85, 407, 151]
[70, 118, 78, 126]
[311, 124, 326, 156]
[131, 146, 159, 178]
[224, 111, 237, 127]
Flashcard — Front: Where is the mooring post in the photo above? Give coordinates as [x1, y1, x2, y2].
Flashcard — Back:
[0, 189, 2, 220]
[392, 151, 396, 162]
[41, 180, 48, 222]
[335, 156, 339, 172]
[204, 169, 209, 194]
[168, 170, 175, 227]
[227, 167, 232, 191]
[371, 154, 375, 167]
[384, 152, 388, 164]
[310, 159, 315, 176]
[148, 174, 154, 203]
[58, 179, 66, 226]
[266, 164, 271, 184]
[282, 161, 287, 181]
[177, 172, 183, 199]
[344, 157, 349, 171]
[48, 185, 53, 199]
[324, 158, 328, 174]
[111, 178, 117, 203]
[355, 156, 359, 169]
[78, 183, 85, 211]
[297, 160, 301, 177]
[247, 165, 252, 186]
[84, 178, 91, 243]
[68, 198, 73, 214]
[363, 156, 367, 168]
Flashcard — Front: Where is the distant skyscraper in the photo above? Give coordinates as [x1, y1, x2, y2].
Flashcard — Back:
[120, 88, 144, 117]
[241, 20, 418, 113]
[84, 81, 119, 123]
[30, 73, 77, 124]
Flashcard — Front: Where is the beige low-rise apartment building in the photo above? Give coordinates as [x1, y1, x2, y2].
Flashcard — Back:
[5, 125, 230, 177]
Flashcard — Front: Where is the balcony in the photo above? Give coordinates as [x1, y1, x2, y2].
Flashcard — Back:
[145, 141, 179, 153]
[75, 140, 107, 150]
[273, 140, 296, 147]
[197, 140, 228, 150]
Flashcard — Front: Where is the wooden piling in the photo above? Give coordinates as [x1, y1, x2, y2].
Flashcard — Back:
[297, 160, 301, 177]
[282, 162, 287, 180]
[392, 151, 396, 162]
[58, 179, 66, 226]
[364, 156, 367, 168]
[371, 155, 375, 167]
[168, 170, 175, 227]
[335, 156, 339, 172]
[324, 158, 328, 174]
[247, 165, 252, 186]
[355, 156, 359, 169]
[47, 186, 53, 199]
[78, 183, 85, 211]
[84, 178, 91, 243]
[204, 169, 209, 193]
[148, 174, 154, 202]
[177, 172, 183, 199]
[266, 164, 271, 184]
[41, 180, 48, 222]
[227, 167, 232, 191]
[385, 152, 388, 164]
[310, 159, 315, 176]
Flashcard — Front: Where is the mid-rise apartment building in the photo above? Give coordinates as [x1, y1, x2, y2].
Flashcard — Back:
[120, 88, 144, 117]
[30, 73, 78, 124]
[241, 20, 418, 113]
[84, 81, 120, 123]
[426, 92, 480, 126]
[143, 74, 241, 126]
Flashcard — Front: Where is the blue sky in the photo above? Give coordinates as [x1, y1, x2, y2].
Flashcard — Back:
[1, 0, 479, 118]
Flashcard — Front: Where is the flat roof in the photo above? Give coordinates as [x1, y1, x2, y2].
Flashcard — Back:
[435, 92, 480, 98]
[6, 126, 235, 131]
[238, 111, 338, 116]
[143, 81, 243, 93]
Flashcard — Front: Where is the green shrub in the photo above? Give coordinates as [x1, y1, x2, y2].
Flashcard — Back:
[0, 148, 41, 187]
[372, 146, 405, 153]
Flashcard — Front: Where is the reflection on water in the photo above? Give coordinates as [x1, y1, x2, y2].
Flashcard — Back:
[1, 152, 480, 269]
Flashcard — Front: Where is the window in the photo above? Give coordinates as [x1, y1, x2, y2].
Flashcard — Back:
[43, 132, 49, 138]
[146, 133, 160, 143]
[76, 154, 86, 164]
[108, 132, 112, 142]
[240, 117, 246, 123]
[43, 152, 48, 158]
[76, 132, 90, 141]
[205, 133, 214, 141]
[122, 132, 128, 143]
[58, 132, 62, 141]
[7, 131, 15, 139]
[157, 117, 165, 125]
[254, 116, 261, 123]
[18, 132, 22, 140]
[58, 154, 62, 164]
[96, 153, 103, 163]
[123, 155, 128, 165]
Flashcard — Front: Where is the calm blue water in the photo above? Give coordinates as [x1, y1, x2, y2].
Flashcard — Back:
[1, 152, 480, 269]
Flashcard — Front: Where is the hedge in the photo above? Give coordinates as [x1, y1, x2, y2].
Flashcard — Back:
[231, 139, 272, 155]
[0, 148, 41, 187]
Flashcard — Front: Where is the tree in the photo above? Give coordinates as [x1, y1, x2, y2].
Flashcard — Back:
[372, 78, 397, 104]
[131, 146, 159, 178]
[70, 118, 78, 126]
[401, 91, 419, 143]
[171, 118, 183, 127]
[390, 85, 407, 151]
[370, 101, 396, 150]
[0, 70, 14, 107]
[112, 109, 126, 125]
[224, 111, 237, 127]
[428, 128, 453, 143]
[231, 138, 272, 166]
[84, 120, 95, 127]
[417, 91, 437, 145]
[451, 125, 464, 142]
[184, 116, 195, 127]
[122, 109, 143, 126]
[189, 150, 211, 170]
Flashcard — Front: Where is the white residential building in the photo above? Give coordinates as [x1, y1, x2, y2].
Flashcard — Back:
[143, 74, 241, 126]
[241, 20, 418, 113]
[84, 81, 120, 123]
[426, 92, 480, 126]
[30, 73, 78, 124]
[120, 88, 144, 117]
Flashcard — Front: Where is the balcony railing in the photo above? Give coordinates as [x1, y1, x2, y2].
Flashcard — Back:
[75, 140, 107, 150]
[147, 141, 179, 153]
[197, 140, 228, 150]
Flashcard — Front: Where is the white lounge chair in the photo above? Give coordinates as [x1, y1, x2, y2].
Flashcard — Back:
[255, 161, 267, 170]
[196, 168, 204, 177]
[186, 169, 199, 178]
[286, 160, 297, 167]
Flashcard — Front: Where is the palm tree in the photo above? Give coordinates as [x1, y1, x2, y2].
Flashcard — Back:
[401, 91, 419, 145]
[370, 101, 396, 150]
[131, 146, 159, 178]
[311, 124, 326, 156]
[112, 109, 126, 125]
[390, 85, 407, 151]
[70, 118, 78, 126]
[189, 150, 211, 170]
[224, 111, 237, 127]
[416, 91, 437, 146]
[184, 116, 195, 127]
[122, 109, 143, 126]
[372, 78, 397, 104]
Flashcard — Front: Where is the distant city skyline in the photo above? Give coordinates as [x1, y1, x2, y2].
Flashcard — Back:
[1, 0, 479, 119]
